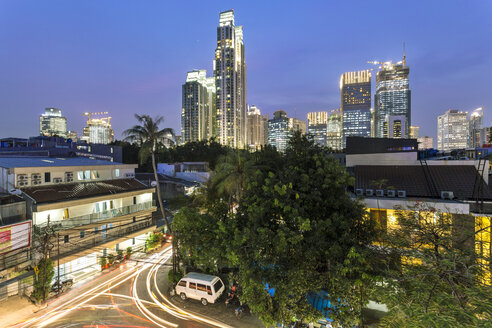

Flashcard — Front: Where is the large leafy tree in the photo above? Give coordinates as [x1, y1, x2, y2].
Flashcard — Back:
[378, 202, 492, 328]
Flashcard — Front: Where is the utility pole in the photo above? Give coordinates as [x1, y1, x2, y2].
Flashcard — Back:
[57, 232, 60, 295]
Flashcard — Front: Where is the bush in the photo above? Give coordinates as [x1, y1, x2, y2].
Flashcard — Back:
[126, 247, 132, 258]
[107, 254, 115, 265]
[100, 257, 107, 267]
[32, 258, 54, 302]
[117, 249, 124, 260]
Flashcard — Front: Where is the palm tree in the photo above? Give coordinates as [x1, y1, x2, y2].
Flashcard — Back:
[123, 114, 174, 235]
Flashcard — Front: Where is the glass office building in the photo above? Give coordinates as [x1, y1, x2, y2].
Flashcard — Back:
[437, 109, 468, 151]
[307, 111, 328, 146]
[375, 62, 411, 138]
[39, 108, 67, 138]
[268, 110, 306, 152]
[340, 70, 372, 147]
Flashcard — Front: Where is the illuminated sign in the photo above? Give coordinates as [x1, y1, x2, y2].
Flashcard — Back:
[0, 222, 31, 255]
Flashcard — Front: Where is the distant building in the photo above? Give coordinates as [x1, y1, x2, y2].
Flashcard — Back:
[181, 70, 216, 143]
[418, 136, 434, 150]
[246, 105, 268, 149]
[157, 162, 210, 183]
[307, 111, 328, 146]
[437, 109, 468, 151]
[81, 112, 114, 145]
[326, 109, 342, 150]
[410, 125, 420, 139]
[66, 130, 78, 142]
[469, 107, 484, 148]
[268, 110, 306, 152]
[215, 9, 247, 148]
[340, 70, 372, 147]
[39, 108, 67, 138]
[374, 59, 411, 138]
[384, 115, 407, 139]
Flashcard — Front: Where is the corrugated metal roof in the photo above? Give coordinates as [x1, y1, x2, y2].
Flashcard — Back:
[0, 157, 122, 168]
[22, 178, 149, 203]
[354, 165, 492, 200]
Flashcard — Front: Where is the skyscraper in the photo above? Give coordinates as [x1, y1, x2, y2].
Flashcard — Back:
[307, 111, 328, 146]
[437, 109, 468, 151]
[418, 136, 434, 150]
[340, 70, 372, 147]
[181, 70, 216, 143]
[326, 109, 343, 150]
[374, 58, 411, 138]
[468, 107, 484, 148]
[268, 110, 306, 152]
[214, 9, 247, 148]
[246, 105, 268, 149]
[81, 112, 114, 145]
[410, 125, 420, 139]
[384, 115, 407, 139]
[39, 108, 67, 138]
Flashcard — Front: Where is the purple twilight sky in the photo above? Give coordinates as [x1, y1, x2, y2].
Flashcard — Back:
[1, 0, 491, 144]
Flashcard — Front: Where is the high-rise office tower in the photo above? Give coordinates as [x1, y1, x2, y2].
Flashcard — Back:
[418, 136, 434, 150]
[307, 111, 328, 146]
[468, 107, 484, 148]
[81, 112, 114, 145]
[326, 109, 342, 150]
[437, 109, 468, 151]
[39, 108, 67, 138]
[246, 105, 268, 149]
[268, 110, 306, 152]
[214, 9, 247, 148]
[340, 70, 372, 147]
[410, 125, 420, 139]
[374, 57, 411, 138]
[384, 115, 407, 139]
[181, 70, 216, 143]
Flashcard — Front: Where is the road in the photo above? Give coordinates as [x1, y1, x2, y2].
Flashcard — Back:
[9, 246, 234, 328]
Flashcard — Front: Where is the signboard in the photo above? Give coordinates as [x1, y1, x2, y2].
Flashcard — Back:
[0, 221, 31, 255]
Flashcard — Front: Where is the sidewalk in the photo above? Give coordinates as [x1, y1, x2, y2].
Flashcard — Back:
[0, 295, 47, 328]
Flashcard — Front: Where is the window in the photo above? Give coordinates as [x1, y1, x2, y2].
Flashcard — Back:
[63, 208, 69, 219]
[91, 170, 100, 179]
[189, 282, 197, 289]
[64, 235, 69, 243]
[207, 285, 213, 295]
[115, 169, 120, 177]
[78, 171, 84, 180]
[80, 231, 85, 238]
[102, 202, 107, 211]
[213, 280, 223, 293]
[94, 227, 99, 234]
[110, 200, 114, 209]
[133, 216, 136, 223]
[178, 280, 187, 287]
[133, 196, 137, 205]
[197, 284, 207, 292]
[95, 203, 100, 213]
[44, 172, 51, 183]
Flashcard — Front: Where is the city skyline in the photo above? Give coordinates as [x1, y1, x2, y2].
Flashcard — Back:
[1, 1, 491, 142]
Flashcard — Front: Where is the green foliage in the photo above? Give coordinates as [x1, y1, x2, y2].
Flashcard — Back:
[146, 231, 163, 251]
[378, 202, 492, 327]
[117, 249, 124, 260]
[174, 132, 378, 326]
[100, 256, 107, 267]
[168, 268, 184, 286]
[107, 253, 115, 265]
[126, 246, 132, 258]
[32, 258, 54, 302]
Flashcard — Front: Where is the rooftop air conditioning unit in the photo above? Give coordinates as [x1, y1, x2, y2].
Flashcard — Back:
[376, 189, 384, 197]
[32, 180, 41, 186]
[441, 191, 454, 200]
[32, 174, 41, 179]
[366, 189, 374, 197]
[397, 190, 406, 198]
[125, 173, 135, 178]
[387, 190, 396, 197]
[53, 178, 63, 183]
[355, 188, 364, 196]
[65, 177, 73, 182]
[17, 174, 27, 180]
[65, 172, 73, 177]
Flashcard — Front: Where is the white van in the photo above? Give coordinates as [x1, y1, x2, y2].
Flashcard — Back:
[175, 272, 225, 305]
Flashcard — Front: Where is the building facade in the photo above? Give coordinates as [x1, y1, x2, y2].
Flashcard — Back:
[307, 111, 328, 146]
[418, 136, 434, 150]
[268, 110, 306, 152]
[340, 70, 372, 147]
[384, 115, 407, 139]
[214, 10, 247, 148]
[326, 109, 342, 150]
[410, 125, 420, 139]
[81, 112, 114, 145]
[374, 61, 411, 138]
[437, 109, 468, 151]
[181, 70, 216, 143]
[246, 105, 268, 149]
[469, 107, 484, 148]
[39, 108, 67, 138]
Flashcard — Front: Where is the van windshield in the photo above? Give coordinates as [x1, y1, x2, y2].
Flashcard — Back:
[213, 279, 223, 293]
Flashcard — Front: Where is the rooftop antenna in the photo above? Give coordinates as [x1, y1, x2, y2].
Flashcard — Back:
[403, 42, 406, 67]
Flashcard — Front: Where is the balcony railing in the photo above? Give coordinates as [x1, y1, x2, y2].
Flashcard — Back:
[36, 201, 155, 231]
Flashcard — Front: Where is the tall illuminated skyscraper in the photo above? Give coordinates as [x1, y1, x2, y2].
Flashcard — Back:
[268, 110, 306, 152]
[181, 70, 216, 143]
[39, 108, 67, 138]
[374, 57, 411, 138]
[214, 9, 247, 148]
[410, 125, 420, 139]
[326, 109, 342, 150]
[437, 109, 468, 151]
[246, 105, 268, 149]
[468, 107, 484, 148]
[340, 70, 372, 147]
[307, 111, 328, 146]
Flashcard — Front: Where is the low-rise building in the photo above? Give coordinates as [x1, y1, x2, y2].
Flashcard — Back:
[157, 162, 210, 183]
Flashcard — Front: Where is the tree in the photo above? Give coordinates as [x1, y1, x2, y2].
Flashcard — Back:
[378, 202, 492, 327]
[32, 257, 54, 302]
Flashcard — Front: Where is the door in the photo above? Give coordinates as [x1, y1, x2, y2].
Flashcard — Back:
[188, 282, 198, 300]
[196, 283, 210, 302]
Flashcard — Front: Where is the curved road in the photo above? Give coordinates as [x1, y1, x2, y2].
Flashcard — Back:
[10, 247, 233, 328]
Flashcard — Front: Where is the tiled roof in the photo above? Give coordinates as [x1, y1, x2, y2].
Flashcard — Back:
[22, 178, 150, 204]
[354, 165, 492, 200]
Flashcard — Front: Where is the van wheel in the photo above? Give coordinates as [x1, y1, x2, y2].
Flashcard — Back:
[201, 298, 208, 306]
[180, 293, 186, 300]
